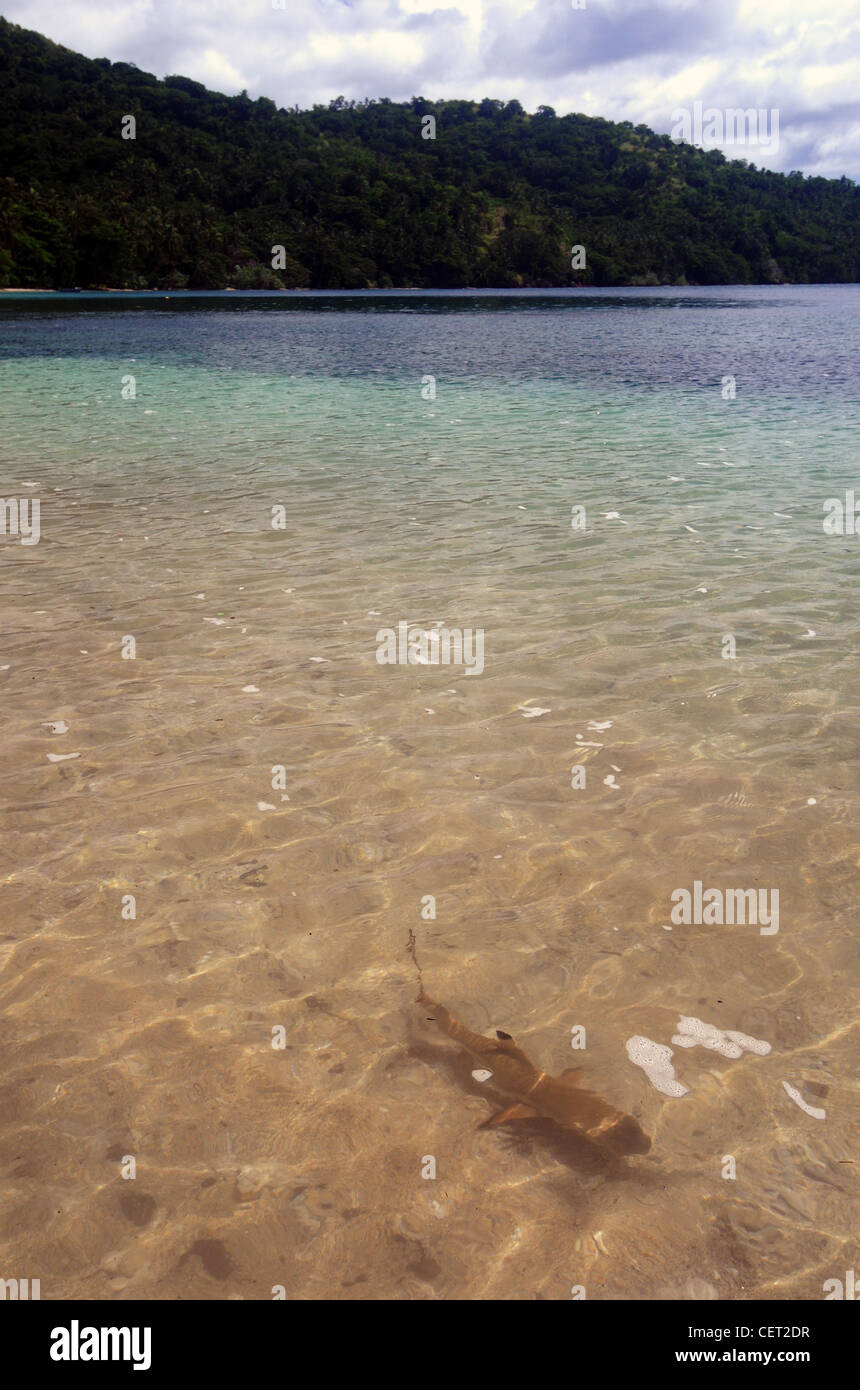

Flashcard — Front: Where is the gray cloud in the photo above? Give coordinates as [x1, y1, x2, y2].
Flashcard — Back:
[479, 1, 735, 78]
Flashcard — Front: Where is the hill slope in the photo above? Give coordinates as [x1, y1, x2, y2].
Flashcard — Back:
[1, 17, 858, 289]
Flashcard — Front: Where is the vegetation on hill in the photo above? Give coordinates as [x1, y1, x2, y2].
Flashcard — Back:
[1, 17, 858, 289]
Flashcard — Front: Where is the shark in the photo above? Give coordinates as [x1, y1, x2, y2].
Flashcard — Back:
[417, 987, 651, 1157]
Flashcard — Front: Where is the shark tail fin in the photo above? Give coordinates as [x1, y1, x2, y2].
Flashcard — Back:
[416, 984, 436, 1009]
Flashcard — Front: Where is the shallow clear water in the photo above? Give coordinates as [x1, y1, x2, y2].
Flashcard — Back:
[0, 286, 857, 1300]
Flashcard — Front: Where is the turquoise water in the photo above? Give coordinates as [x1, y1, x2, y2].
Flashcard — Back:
[0, 286, 857, 1300]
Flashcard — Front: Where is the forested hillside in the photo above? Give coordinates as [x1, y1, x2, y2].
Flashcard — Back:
[1, 17, 858, 289]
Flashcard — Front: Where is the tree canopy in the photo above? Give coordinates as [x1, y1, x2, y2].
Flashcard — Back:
[1, 18, 857, 289]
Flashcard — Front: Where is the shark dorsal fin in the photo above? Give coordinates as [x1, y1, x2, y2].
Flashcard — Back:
[494, 1030, 525, 1058]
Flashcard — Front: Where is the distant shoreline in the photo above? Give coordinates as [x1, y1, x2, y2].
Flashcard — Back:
[1, 281, 810, 294]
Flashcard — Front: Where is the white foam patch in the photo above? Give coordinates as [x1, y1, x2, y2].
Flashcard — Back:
[242, 685, 260, 693]
[518, 705, 551, 718]
[47, 752, 80, 762]
[671, 1016, 771, 1059]
[471, 1069, 492, 1084]
[587, 720, 613, 731]
[781, 1081, 826, 1120]
[626, 1036, 688, 1097]
[43, 720, 69, 734]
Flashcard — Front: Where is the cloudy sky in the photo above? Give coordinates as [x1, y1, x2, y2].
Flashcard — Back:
[5, 0, 860, 177]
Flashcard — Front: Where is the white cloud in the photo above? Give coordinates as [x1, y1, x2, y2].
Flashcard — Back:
[193, 47, 248, 92]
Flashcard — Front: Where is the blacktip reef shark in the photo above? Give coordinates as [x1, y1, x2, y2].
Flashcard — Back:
[416, 985, 651, 1158]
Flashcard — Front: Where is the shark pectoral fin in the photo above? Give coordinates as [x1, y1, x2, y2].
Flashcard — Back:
[560, 1068, 585, 1085]
[480, 1102, 539, 1129]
